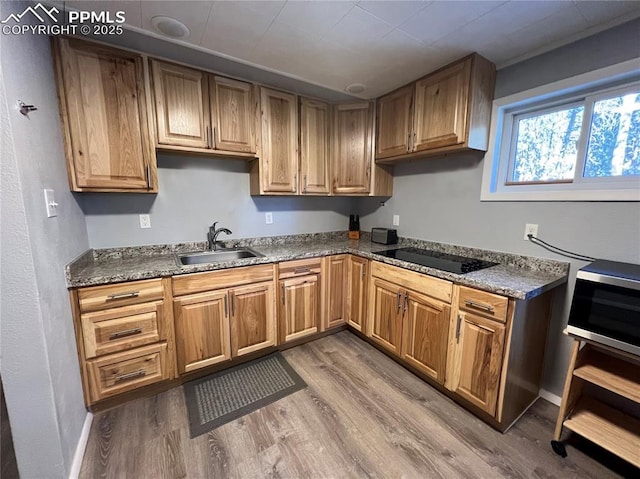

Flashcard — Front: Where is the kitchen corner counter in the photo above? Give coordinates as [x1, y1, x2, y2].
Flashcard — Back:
[66, 232, 569, 300]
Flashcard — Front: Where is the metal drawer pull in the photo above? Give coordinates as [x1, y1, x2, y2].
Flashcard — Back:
[107, 291, 140, 300]
[115, 369, 146, 382]
[282, 284, 285, 304]
[146, 164, 153, 189]
[402, 293, 408, 315]
[294, 267, 311, 274]
[455, 314, 462, 343]
[109, 327, 143, 340]
[396, 291, 402, 312]
[465, 300, 494, 313]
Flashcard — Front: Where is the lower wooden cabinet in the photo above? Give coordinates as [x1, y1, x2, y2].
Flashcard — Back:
[446, 311, 506, 416]
[230, 282, 276, 357]
[173, 290, 231, 373]
[369, 277, 404, 356]
[279, 275, 319, 343]
[323, 255, 348, 330]
[347, 256, 368, 332]
[401, 291, 450, 384]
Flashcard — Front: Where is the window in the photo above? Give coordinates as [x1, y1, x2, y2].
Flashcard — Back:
[481, 59, 640, 201]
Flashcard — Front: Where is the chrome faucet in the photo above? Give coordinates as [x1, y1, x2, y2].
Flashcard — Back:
[207, 222, 232, 250]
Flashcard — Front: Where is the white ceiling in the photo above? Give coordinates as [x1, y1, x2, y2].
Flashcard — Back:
[62, 1, 640, 98]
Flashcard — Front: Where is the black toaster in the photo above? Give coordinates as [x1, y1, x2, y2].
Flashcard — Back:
[371, 228, 398, 245]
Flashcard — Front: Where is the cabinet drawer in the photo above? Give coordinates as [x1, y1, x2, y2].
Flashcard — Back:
[458, 286, 508, 322]
[81, 302, 163, 358]
[78, 279, 163, 313]
[172, 264, 274, 296]
[87, 343, 168, 403]
[371, 261, 452, 303]
[278, 258, 322, 279]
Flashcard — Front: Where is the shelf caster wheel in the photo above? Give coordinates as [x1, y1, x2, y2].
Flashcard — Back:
[551, 440, 567, 457]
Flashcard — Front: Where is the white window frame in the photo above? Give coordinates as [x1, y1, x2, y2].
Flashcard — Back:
[481, 58, 640, 201]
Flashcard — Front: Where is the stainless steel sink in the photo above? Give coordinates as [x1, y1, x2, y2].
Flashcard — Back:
[176, 248, 264, 266]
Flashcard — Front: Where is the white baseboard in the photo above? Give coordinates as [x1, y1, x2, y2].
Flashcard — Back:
[539, 388, 562, 406]
[69, 412, 93, 479]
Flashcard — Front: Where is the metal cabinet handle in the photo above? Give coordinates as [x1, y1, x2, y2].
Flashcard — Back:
[456, 314, 463, 343]
[293, 174, 297, 193]
[107, 291, 140, 301]
[146, 164, 153, 189]
[408, 132, 412, 151]
[396, 291, 402, 312]
[413, 132, 416, 150]
[294, 267, 311, 274]
[281, 284, 285, 304]
[109, 327, 142, 340]
[402, 293, 408, 316]
[224, 295, 228, 317]
[115, 369, 146, 382]
[465, 300, 494, 313]
[303, 175, 307, 193]
[212, 126, 217, 149]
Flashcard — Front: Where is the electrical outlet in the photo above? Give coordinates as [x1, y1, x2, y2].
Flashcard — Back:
[524, 223, 538, 240]
[392, 215, 400, 226]
[44, 189, 58, 218]
[265, 212, 273, 224]
[139, 214, 151, 229]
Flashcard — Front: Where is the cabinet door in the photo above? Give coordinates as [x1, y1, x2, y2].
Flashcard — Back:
[260, 88, 298, 193]
[413, 59, 470, 152]
[300, 97, 331, 195]
[54, 38, 154, 191]
[401, 292, 450, 384]
[210, 76, 256, 153]
[324, 255, 348, 329]
[448, 311, 505, 416]
[151, 60, 210, 148]
[369, 278, 402, 356]
[279, 275, 319, 343]
[376, 85, 413, 159]
[332, 102, 373, 195]
[173, 291, 231, 374]
[347, 256, 368, 332]
[230, 282, 276, 357]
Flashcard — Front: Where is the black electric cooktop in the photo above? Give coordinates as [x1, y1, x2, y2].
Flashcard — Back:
[374, 247, 498, 274]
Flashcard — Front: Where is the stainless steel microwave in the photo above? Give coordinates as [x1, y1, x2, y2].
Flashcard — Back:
[567, 259, 640, 356]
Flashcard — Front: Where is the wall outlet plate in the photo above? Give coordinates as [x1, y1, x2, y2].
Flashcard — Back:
[392, 214, 400, 226]
[524, 223, 538, 240]
[44, 189, 58, 218]
[139, 214, 151, 229]
[265, 212, 273, 224]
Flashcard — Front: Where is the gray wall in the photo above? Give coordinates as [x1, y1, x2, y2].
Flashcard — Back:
[356, 21, 640, 398]
[0, 2, 90, 476]
[80, 155, 354, 248]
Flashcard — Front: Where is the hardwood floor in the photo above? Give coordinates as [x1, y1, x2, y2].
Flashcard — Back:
[80, 331, 636, 478]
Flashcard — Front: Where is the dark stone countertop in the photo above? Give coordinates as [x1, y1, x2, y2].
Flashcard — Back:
[66, 231, 570, 300]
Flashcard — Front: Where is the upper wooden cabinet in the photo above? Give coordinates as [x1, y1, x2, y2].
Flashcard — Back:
[375, 53, 496, 163]
[332, 102, 374, 195]
[254, 87, 299, 194]
[52, 38, 156, 193]
[300, 97, 331, 195]
[150, 60, 257, 156]
[376, 85, 414, 159]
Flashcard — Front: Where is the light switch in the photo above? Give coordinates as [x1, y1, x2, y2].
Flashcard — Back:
[44, 189, 58, 217]
[392, 215, 400, 226]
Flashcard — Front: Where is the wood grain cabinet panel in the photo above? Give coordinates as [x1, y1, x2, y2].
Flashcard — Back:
[53, 37, 156, 192]
[279, 275, 319, 343]
[151, 60, 210, 148]
[323, 255, 348, 329]
[376, 85, 414, 159]
[448, 311, 505, 416]
[210, 76, 256, 153]
[368, 278, 403, 356]
[401, 292, 450, 384]
[259, 88, 298, 193]
[173, 290, 231, 374]
[230, 282, 276, 357]
[300, 97, 331, 195]
[413, 60, 470, 151]
[332, 102, 374, 195]
[347, 256, 368, 332]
